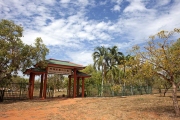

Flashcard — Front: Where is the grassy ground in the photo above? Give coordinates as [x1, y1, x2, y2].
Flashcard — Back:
[0, 93, 180, 120]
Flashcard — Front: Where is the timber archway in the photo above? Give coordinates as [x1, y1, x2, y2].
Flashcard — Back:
[24, 59, 91, 99]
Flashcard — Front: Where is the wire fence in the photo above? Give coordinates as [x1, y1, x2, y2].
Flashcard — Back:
[0, 82, 169, 102]
[0, 82, 29, 101]
[85, 84, 153, 97]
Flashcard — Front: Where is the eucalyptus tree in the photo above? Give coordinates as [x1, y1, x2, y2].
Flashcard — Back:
[133, 29, 180, 116]
[153, 76, 172, 97]
[92, 46, 108, 96]
[0, 19, 49, 85]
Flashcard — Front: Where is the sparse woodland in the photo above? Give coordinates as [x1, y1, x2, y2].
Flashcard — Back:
[1, 19, 180, 116]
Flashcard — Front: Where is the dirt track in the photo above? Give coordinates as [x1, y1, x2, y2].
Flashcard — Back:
[0, 94, 180, 120]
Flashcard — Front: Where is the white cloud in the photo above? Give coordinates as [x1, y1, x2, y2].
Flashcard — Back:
[99, 44, 111, 48]
[111, 0, 123, 5]
[115, 1, 180, 52]
[99, 1, 107, 5]
[66, 50, 93, 66]
[124, 0, 147, 12]
[1, 0, 180, 67]
[84, 25, 95, 32]
[78, 0, 89, 6]
[112, 5, 121, 12]
[20, 10, 121, 49]
[96, 22, 108, 30]
[111, 0, 122, 12]
[42, 0, 57, 6]
[60, 0, 70, 4]
[156, 0, 171, 6]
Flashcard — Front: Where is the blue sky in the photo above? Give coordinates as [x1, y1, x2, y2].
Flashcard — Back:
[1, 0, 180, 66]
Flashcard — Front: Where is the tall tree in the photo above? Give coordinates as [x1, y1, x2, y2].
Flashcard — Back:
[107, 46, 123, 96]
[133, 29, 180, 116]
[0, 19, 49, 85]
[92, 46, 108, 96]
[121, 54, 131, 79]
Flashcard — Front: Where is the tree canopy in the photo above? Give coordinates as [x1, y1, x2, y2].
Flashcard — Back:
[0, 19, 49, 84]
[91, 29, 180, 116]
[132, 28, 180, 116]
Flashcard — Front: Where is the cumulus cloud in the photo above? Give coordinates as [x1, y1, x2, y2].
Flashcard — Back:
[99, 0, 108, 5]
[111, 0, 123, 5]
[156, 0, 171, 6]
[111, 0, 122, 12]
[1, 0, 180, 66]
[66, 50, 93, 66]
[115, 0, 180, 51]
[60, 0, 71, 4]
[112, 5, 121, 12]
[124, 0, 147, 12]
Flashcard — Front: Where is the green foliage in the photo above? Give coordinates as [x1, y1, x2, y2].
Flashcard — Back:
[81, 64, 101, 86]
[11, 76, 28, 83]
[47, 74, 65, 90]
[0, 19, 49, 85]
[92, 46, 126, 96]
[92, 46, 108, 96]
[110, 84, 122, 92]
[132, 28, 180, 115]
[92, 46, 108, 71]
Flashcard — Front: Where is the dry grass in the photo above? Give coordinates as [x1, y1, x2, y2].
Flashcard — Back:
[0, 93, 180, 120]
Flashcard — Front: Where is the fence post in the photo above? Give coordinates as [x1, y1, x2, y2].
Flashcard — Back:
[19, 82, 22, 99]
[0, 90, 5, 102]
[130, 85, 133, 95]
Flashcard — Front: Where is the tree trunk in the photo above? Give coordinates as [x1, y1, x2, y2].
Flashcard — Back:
[111, 73, 114, 96]
[131, 85, 133, 95]
[118, 69, 121, 84]
[123, 64, 126, 78]
[144, 86, 147, 94]
[163, 90, 167, 97]
[158, 88, 162, 96]
[163, 85, 169, 97]
[101, 68, 104, 96]
[123, 82, 126, 96]
[53, 79, 56, 97]
[0, 90, 5, 102]
[172, 82, 180, 116]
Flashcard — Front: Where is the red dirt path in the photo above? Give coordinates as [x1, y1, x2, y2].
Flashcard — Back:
[0, 94, 180, 120]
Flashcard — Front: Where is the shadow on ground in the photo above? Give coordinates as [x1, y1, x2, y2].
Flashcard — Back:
[0, 97, 69, 104]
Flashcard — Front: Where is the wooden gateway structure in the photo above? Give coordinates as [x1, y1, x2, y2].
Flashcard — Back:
[24, 59, 91, 99]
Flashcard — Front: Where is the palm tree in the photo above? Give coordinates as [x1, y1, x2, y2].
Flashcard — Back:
[107, 46, 124, 96]
[92, 46, 108, 96]
[120, 54, 132, 95]
[122, 54, 132, 79]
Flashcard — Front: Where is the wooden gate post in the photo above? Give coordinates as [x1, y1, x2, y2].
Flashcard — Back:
[77, 77, 80, 97]
[68, 75, 71, 97]
[82, 77, 85, 97]
[73, 68, 77, 98]
[43, 73, 47, 99]
[39, 74, 44, 98]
